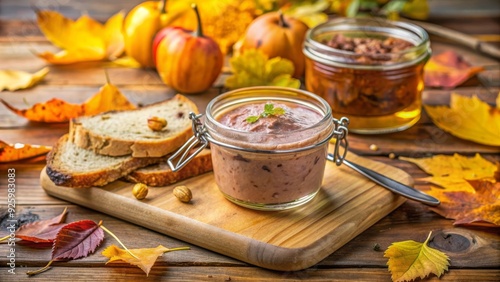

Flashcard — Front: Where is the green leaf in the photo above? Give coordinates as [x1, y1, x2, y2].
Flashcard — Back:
[225, 49, 300, 90]
[263, 103, 275, 115]
[245, 116, 260, 123]
[402, 0, 430, 19]
[273, 107, 285, 116]
[384, 231, 450, 282]
[381, 0, 408, 14]
[246, 103, 286, 123]
[346, 0, 361, 17]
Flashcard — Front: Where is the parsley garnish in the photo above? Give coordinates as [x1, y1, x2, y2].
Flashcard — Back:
[246, 103, 285, 123]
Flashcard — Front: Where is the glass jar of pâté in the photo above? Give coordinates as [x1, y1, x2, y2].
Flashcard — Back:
[168, 87, 349, 211]
[303, 17, 431, 134]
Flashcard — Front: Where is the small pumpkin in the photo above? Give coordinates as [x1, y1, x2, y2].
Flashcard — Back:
[241, 11, 309, 78]
[153, 4, 223, 94]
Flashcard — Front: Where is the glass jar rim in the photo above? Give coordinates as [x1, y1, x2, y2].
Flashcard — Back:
[204, 86, 335, 153]
[303, 17, 431, 70]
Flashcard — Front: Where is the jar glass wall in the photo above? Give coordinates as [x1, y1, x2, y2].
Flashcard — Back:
[303, 17, 431, 134]
[204, 87, 336, 210]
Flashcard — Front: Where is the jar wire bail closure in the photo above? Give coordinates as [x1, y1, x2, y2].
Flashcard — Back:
[332, 116, 350, 166]
[168, 112, 209, 172]
[168, 113, 350, 172]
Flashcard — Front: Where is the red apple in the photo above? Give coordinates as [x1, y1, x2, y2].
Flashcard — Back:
[153, 4, 223, 94]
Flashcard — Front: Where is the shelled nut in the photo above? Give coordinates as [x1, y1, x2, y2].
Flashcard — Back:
[173, 186, 192, 203]
[132, 183, 149, 200]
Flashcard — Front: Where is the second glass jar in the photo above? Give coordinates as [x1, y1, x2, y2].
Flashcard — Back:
[303, 17, 431, 134]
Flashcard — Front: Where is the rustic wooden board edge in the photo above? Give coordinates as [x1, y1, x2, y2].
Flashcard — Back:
[40, 156, 409, 271]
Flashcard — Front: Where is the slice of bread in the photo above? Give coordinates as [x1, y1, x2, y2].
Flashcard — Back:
[46, 134, 163, 188]
[69, 94, 198, 157]
[125, 149, 213, 187]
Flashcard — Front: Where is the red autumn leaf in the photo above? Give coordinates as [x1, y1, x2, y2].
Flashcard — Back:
[424, 50, 484, 88]
[16, 207, 68, 244]
[52, 220, 104, 261]
[428, 179, 500, 227]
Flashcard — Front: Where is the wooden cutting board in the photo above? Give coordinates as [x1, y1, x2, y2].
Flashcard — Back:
[40, 149, 410, 271]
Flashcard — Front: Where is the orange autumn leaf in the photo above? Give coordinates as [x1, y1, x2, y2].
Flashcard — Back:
[36, 10, 124, 64]
[0, 141, 52, 162]
[424, 50, 484, 88]
[400, 153, 500, 227]
[1, 98, 85, 123]
[102, 245, 189, 276]
[427, 179, 500, 227]
[424, 93, 500, 146]
[0, 82, 135, 123]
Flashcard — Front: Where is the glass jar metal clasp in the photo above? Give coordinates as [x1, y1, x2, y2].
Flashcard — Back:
[331, 117, 349, 166]
[168, 113, 350, 171]
[167, 112, 208, 172]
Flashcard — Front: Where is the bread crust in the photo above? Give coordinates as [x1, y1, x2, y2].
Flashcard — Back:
[69, 94, 198, 157]
[125, 149, 213, 187]
[46, 135, 163, 188]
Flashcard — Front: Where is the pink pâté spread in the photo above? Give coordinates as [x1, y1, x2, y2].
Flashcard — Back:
[210, 102, 331, 207]
[217, 102, 323, 135]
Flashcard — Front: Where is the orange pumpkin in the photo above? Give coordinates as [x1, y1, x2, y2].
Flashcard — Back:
[241, 11, 309, 78]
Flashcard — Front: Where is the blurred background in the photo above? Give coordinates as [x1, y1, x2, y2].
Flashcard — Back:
[0, 0, 499, 44]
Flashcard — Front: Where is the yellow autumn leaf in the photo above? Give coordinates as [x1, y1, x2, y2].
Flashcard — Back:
[399, 153, 497, 192]
[400, 153, 497, 179]
[402, 0, 429, 20]
[167, 0, 257, 53]
[36, 10, 125, 64]
[225, 49, 300, 90]
[0, 68, 49, 91]
[102, 244, 189, 276]
[283, 0, 329, 28]
[0, 141, 52, 163]
[83, 82, 136, 116]
[424, 93, 500, 146]
[106, 56, 141, 68]
[384, 231, 449, 282]
[1, 81, 135, 123]
[103, 12, 126, 60]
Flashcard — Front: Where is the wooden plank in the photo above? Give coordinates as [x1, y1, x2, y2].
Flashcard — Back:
[1, 201, 498, 269]
[0, 205, 242, 266]
[0, 85, 221, 113]
[0, 163, 65, 205]
[2, 85, 498, 156]
[0, 157, 421, 206]
[0, 266, 498, 281]
[40, 150, 409, 271]
[322, 200, 500, 268]
[347, 124, 500, 156]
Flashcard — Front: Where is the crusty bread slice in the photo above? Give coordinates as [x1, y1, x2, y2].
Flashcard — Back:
[125, 149, 212, 187]
[69, 94, 198, 157]
[46, 134, 163, 188]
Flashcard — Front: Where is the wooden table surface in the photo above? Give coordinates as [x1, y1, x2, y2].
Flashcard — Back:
[1, 1, 499, 281]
